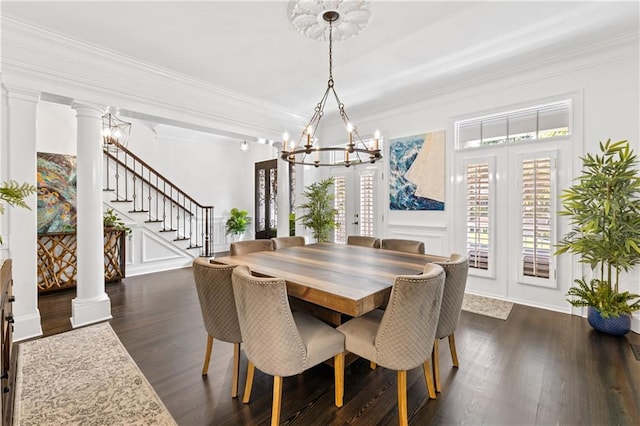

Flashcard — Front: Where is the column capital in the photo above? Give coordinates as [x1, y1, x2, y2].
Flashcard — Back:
[71, 102, 104, 119]
[3, 84, 40, 103]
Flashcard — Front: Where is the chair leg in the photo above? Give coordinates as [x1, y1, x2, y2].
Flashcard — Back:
[423, 358, 437, 400]
[201, 334, 213, 376]
[334, 352, 345, 407]
[242, 361, 255, 404]
[370, 361, 377, 370]
[433, 338, 441, 392]
[449, 333, 460, 367]
[231, 342, 241, 398]
[271, 376, 283, 426]
[397, 370, 408, 426]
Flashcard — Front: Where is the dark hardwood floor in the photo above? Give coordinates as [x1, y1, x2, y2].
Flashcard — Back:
[36, 267, 640, 425]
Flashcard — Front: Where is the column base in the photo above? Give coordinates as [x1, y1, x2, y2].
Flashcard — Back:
[632, 312, 640, 334]
[13, 311, 43, 342]
[71, 293, 112, 328]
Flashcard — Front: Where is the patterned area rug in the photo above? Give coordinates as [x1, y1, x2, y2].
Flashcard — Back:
[462, 293, 514, 320]
[14, 322, 176, 425]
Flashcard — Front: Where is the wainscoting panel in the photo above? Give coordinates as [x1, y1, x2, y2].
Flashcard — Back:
[386, 221, 449, 256]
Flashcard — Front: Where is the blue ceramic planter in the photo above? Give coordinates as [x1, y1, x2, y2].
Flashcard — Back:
[587, 306, 631, 336]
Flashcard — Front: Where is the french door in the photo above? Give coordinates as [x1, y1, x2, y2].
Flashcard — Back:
[254, 159, 277, 239]
[330, 165, 380, 244]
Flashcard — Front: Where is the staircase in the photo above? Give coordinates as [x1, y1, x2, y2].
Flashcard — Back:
[102, 139, 214, 275]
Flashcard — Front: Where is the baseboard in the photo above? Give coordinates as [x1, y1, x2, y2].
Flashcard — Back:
[13, 312, 42, 342]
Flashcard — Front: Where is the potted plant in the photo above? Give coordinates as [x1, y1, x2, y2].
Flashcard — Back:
[225, 208, 251, 241]
[297, 177, 338, 243]
[0, 180, 37, 243]
[555, 139, 640, 335]
[103, 208, 131, 236]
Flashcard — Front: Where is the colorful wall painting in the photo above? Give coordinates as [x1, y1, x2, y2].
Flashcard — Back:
[389, 131, 445, 211]
[37, 152, 77, 233]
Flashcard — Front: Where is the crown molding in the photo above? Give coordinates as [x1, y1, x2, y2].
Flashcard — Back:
[1, 16, 307, 141]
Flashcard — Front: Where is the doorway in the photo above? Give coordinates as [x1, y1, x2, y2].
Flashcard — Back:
[254, 159, 277, 239]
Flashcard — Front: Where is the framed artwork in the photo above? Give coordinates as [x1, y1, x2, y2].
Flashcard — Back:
[37, 152, 77, 233]
[389, 130, 445, 210]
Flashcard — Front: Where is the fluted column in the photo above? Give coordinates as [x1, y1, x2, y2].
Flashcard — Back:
[3, 85, 42, 341]
[70, 102, 111, 327]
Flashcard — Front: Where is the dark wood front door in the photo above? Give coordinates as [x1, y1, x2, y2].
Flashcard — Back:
[254, 159, 278, 239]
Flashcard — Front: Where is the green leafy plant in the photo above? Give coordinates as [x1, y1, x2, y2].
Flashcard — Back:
[555, 139, 640, 317]
[103, 208, 131, 236]
[0, 180, 37, 243]
[225, 208, 251, 236]
[297, 177, 338, 243]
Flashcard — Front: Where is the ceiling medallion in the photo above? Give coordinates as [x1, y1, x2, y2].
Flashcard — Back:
[289, 0, 371, 41]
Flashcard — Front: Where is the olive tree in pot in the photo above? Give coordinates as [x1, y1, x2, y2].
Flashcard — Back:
[555, 139, 640, 335]
[297, 177, 338, 243]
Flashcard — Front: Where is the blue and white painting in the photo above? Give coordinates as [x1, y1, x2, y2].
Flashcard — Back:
[389, 131, 445, 211]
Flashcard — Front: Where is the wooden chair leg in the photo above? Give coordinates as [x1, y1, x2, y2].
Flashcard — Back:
[242, 361, 255, 404]
[423, 358, 437, 400]
[231, 342, 240, 398]
[449, 333, 459, 367]
[201, 335, 213, 376]
[433, 338, 441, 392]
[397, 370, 408, 426]
[370, 361, 377, 370]
[272, 376, 283, 426]
[334, 352, 345, 407]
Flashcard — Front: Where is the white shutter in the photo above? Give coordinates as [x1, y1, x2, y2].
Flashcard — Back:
[519, 153, 556, 287]
[359, 170, 375, 237]
[466, 161, 493, 274]
[334, 176, 347, 244]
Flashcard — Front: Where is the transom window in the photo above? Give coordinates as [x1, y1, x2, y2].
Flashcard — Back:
[456, 100, 571, 149]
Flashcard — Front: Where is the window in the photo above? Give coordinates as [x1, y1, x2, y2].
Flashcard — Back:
[519, 152, 556, 287]
[456, 100, 571, 149]
[465, 159, 494, 275]
[334, 176, 347, 244]
[359, 171, 375, 236]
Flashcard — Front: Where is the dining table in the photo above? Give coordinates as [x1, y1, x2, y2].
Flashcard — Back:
[212, 242, 447, 325]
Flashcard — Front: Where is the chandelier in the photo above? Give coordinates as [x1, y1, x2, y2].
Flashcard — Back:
[102, 113, 132, 151]
[281, 9, 382, 168]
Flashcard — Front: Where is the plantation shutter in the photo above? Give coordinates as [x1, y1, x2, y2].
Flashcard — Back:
[359, 171, 375, 236]
[334, 176, 347, 244]
[466, 163, 491, 271]
[521, 156, 553, 280]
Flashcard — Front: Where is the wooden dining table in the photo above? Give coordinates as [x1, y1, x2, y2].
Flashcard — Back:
[213, 242, 447, 324]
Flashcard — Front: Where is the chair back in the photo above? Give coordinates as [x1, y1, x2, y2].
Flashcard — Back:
[346, 235, 381, 248]
[375, 263, 445, 370]
[380, 238, 425, 254]
[230, 239, 274, 256]
[433, 254, 469, 339]
[271, 236, 306, 249]
[192, 257, 242, 343]
[231, 265, 307, 377]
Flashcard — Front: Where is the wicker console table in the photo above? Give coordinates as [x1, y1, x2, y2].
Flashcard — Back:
[37, 229, 126, 293]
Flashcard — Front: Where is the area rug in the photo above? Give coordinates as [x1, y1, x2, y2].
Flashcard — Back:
[462, 293, 514, 320]
[14, 322, 176, 425]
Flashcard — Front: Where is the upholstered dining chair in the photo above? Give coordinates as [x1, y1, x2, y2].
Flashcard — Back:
[337, 263, 445, 426]
[432, 253, 469, 393]
[229, 239, 274, 256]
[271, 236, 306, 249]
[346, 235, 381, 248]
[231, 265, 345, 426]
[380, 238, 425, 254]
[192, 257, 243, 398]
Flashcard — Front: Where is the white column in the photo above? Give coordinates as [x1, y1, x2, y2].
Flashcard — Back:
[275, 143, 291, 237]
[70, 102, 111, 327]
[3, 85, 42, 341]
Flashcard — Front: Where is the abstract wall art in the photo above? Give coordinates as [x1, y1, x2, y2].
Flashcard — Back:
[37, 152, 77, 233]
[389, 130, 445, 211]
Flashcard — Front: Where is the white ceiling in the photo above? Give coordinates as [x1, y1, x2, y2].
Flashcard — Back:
[2, 1, 639, 121]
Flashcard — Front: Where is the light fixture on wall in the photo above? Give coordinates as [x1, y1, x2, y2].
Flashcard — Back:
[282, 4, 382, 168]
[240, 140, 249, 152]
[102, 113, 132, 151]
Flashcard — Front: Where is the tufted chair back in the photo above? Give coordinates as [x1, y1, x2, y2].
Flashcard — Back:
[433, 254, 469, 339]
[271, 236, 306, 249]
[230, 239, 274, 256]
[380, 238, 425, 254]
[346, 235, 381, 248]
